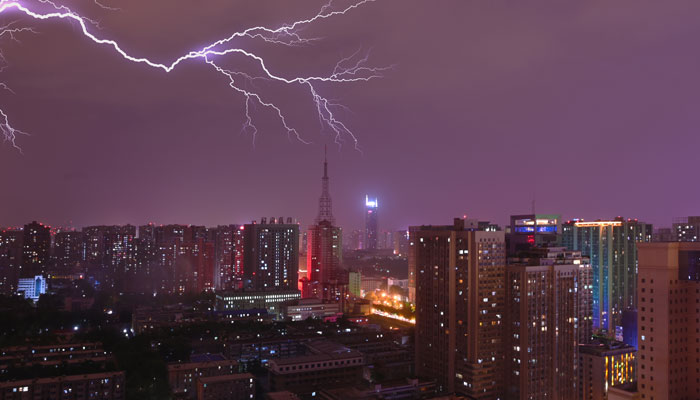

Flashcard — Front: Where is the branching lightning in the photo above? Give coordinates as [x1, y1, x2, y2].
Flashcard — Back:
[0, 0, 389, 151]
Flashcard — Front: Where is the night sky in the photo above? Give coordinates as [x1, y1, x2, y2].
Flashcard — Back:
[1, 0, 699, 231]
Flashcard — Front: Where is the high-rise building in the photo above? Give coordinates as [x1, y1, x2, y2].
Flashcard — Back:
[306, 150, 343, 300]
[155, 224, 190, 245]
[52, 230, 85, 273]
[364, 196, 378, 250]
[82, 225, 107, 267]
[345, 229, 362, 251]
[0, 229, 23, 295]
[504, 247, 593, 400]
[411, 218, 505, 397]
[348, 270, 361, 298]
[652, 227, 674, 242]
[636, 242, 700, 400]
[214, 225, 244, 290]
[173, 238, 215, 293]
[21, 221, 51, 278]
[103, 225, 137, 292]
[671, 216, 700, 242]
[243, 218, 299, 291]
[138, 223, 156, 242]
[562, 218, 652, 333]
[508, 214, 560, 256]
[392, 230, 409, 257]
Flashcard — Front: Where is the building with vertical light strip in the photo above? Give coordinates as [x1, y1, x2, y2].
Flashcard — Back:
[562, 218, 652, 333]
[411, 218, 505, 398]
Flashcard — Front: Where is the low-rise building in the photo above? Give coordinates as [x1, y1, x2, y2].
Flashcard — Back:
[268, 340, 363, 397]
[0, 371, 125, 400]
[579, 340, 637, 400]
[196, 373, 255, 400]
[216, 290, 301, 319]
[280, 298, 342, 321]
[167, 359, 239, 399]
[318, 378, 437, 400]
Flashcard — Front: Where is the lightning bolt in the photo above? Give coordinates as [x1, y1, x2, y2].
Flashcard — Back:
[0, 0, 390, 151]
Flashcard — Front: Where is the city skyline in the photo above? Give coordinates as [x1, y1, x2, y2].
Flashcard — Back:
[1, 1, 699, 230]
[0, 2, 696, 399]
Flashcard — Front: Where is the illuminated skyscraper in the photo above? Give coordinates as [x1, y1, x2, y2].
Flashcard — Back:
[505, 247, 593, 400]
[411, 218, 505, 397]
[306, 150, 343, 300]
[0, 229, 23, 295]
[214, 224, 244, 290]
[562, 218, 652, 333]
[364, 196, 378, 250]
[508, 214, 560, 256]
[52, 230, 85, 273]
[21, 221, 51, 278]
[243, 217, 299, 291]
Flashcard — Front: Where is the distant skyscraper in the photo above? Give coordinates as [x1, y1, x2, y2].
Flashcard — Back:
[411, 218, 505, 397]
[671, 215, 700, 242]
[562, 218, 652, 333]
[155, 224, 190, 245]
[173, 238, 215, 293]
[82, 225, 107, 267]
[103, 225, 137, 292]
[0, 229, 23, 295]
[243, 218, 299, 291]
[21, 221, 51, 278]
[505, 247, 593, 400]
[508, 214, 560, 256]
[636, 242, 700, 400]
[392, 230, 409, 257]
[306, 150, 343, 300]
[364, 196, 378, 250]
[213, 225, 244, 290]
[52, 230, 85, 273]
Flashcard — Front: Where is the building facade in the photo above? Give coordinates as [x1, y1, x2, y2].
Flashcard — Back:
[636, 242, 700, 400]
[579, 341, 637, 400]
[505, 248, 593, 400]
[21, 221, 51, 278]
[364, 196, 378, 250]
[411, 218, 505, 398]
[508, 214, 561, 256]
[671, 216, 700, 242]
[562, 218, 652, 333]
[243, 218, 299, 291]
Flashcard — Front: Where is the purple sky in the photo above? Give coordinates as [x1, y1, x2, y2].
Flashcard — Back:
[1, 0, 699, 231]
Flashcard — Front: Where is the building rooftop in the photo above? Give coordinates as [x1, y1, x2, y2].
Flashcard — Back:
[189, 353, 227, 363]
[167, 359, 237, 372]
[579, 339, 636, 356]
[198, 373, 253, 384]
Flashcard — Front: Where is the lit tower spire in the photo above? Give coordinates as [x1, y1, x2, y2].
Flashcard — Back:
[316, 145, 335, 224]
